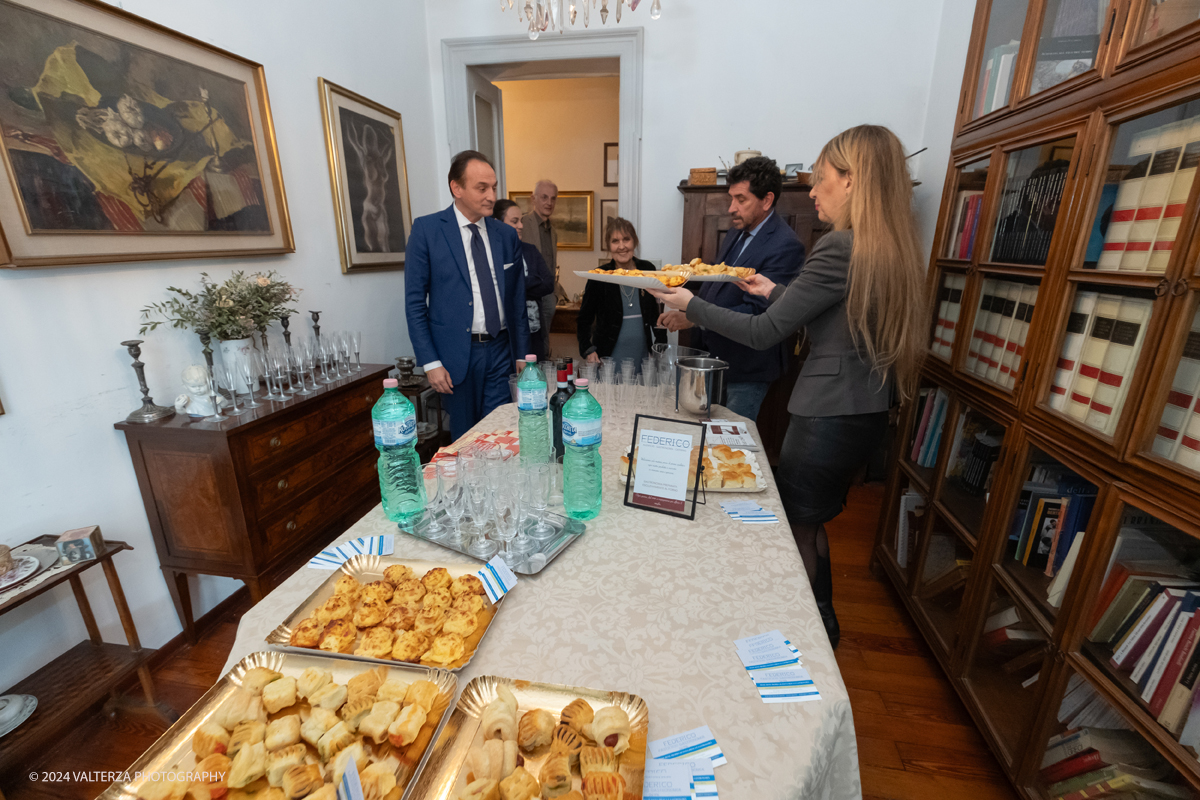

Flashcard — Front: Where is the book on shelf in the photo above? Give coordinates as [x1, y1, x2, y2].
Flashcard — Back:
[1179, 686, 1200, 747]
[1048, 532, 1085, 608]
[1000, 284, 1039, 388]
[1175, 403, 1200, 472]
[1049, 769, 1188, 800]
[983, 625, 1043, 648]
[895, 490, 925, 569]
[1140, 593, 1199, 704]
[982, 282, 1021, 381]
[1085, 297, 1154, 436]
[974, 281, 1014, 378]
[1097, 127, 1160, 271]
[1159, 630, 1200, 735]
[977, 41, 1019, 117]
[920, 391, 950, 469]
[1025, 498, 1066, 571]
[991, 158, 1070, 265]
[1152, 311, 1200, 460]
[1067, 294, 1122, 421]
[966, 279, 1000, 374]
[1050, 291, 1100, 411]
[1040, 747, 1167, 786]
[1122, 589, 1187, 676]
[940, 274, 966, 358]
[1041, 727, 1158, 773]
[1149, 122, 1200, 273]
[1120, 121, 1187, 272]
[946, 190, 984, 259]
[910, 388, 933, 461]
[1058, 673, 1133, 731]
[1001, 644, 1048, 674]
[985, 604, 1022, 634]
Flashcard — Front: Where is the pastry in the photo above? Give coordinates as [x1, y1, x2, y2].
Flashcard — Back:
[330, 741, 368, 784]
[517, 709, 555, 751]
[559, 698, 594, 736]
[355, 625, 395, 659]
[413, 606, 447, 635]
[358, 700, 401, 744]
[228, 720, 265, 758]
[300, 707, 339, 747]
[549, 724, 583, 764]
[717, 462, 755, 489]
[319, 619, 358, 654]
[585, 707, 631, 755]
[580, 773, 624, 800]
[307, 785, 338, 800]
[264, 715, 301, 752]
[387, 702, 427, 747]
[334, 573, 362, 597]
[359, 761, 397, 800]
[499, 766, 540, 800]
[481, 687, 518, 741]
[297, 667, 332, 700]
[193, 753, 230, 797]
[362, 579, 394, 604]
[424, 632, 466, 666]
[308, 681, 348, 711]
[382, 603, 420, 631]
[538, 752, 571, 798]
[280, 764, 323, 799]
[316, 720, 355, 762]
[458, 779, 501, 800]
[266, 743, 306, 787]
[375, 678, 411, 703]
[421, 566, 452, 592]
[241, 667, 282, 695]
[710, 444, 746, 464]
[392, 630, 433, 662]
[579, 746, 617, 777]
[423, 587, 454, 611]
[340, 697, 374, 732]
[383, 564, 415, 586]
[192, 721, 231, 758]
[392, 578, 426, 605]
[346, 665, 389, 704]
[315, 593, 354, 625]
[227, 741, 267, 789]
[262, 676, 297, 714]
[453, 594, 486, 615]
[404, 679, 441, 712]
[353, 595, 390, 628]
[214, 688, 265, 729]
[288, 617, 322, 648]
[443, 608, 479, 637]
[467, 738, 519, 783]
[133, 778, 188, 800]
[558, 794, 584, 800]
[451, 574, 485, 597]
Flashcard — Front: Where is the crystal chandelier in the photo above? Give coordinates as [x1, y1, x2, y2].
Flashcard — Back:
[500, 0, 662, 39]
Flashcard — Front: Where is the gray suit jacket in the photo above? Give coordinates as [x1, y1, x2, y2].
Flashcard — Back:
[519, 211, 557, 276]
[686, 229, 894, 417]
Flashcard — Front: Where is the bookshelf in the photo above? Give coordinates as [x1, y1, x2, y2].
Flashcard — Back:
[874, 1, 1200, 797]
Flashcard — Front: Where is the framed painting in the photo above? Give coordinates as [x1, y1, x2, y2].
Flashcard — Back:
[319, 78, 412, 273]
[0, 0, 293, 268]
[604, 142, 618, 187]
[510, 190, 593, 250]
[600, 198, 618, 250]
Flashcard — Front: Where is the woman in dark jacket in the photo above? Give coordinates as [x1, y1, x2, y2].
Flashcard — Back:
[578, 217, 664, 369]
[494, 199, 555, 361]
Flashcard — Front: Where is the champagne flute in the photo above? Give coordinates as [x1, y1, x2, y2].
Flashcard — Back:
[466, 474, 498, 559]
[272, 348, 292, 400]
[352, 331, 363, 372]
[421, 463, 446, 538]
[204, 368, 228, 422]
[439, 459, 467, 544]
[339, 332, 354, 374]
[492, 482, 521, 567]
[526, 462, 556, 540]
[506, 468, 536, 555]
[239, 355, 262, 408]
[319, 339, 335, 384]
[291, 346, 314, 396]
[221, 361, 246, 415]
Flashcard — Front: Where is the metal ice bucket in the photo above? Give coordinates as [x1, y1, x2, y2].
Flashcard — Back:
[675, 357, 729, 416]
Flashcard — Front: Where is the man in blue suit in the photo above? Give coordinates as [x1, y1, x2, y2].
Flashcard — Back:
[659, 156, 804, 421]
[405, 151, 530, 440]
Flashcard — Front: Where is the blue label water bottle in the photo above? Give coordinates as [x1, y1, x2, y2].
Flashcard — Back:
[517, 354, 551, 464]
[562, 377, 603, 520]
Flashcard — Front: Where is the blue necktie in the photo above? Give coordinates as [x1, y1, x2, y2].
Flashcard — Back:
[724, 229, 746, 265]
[469, 223, 501, 337]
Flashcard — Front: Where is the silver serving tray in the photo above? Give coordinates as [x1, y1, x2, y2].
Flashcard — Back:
[97, 650, 456, 800]
[400, 510, 585, 575]
[413, 674, 650, 800]
[266, 555, 505, 672]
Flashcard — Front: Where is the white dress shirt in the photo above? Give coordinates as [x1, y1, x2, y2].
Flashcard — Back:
[423, 204, 507, 373]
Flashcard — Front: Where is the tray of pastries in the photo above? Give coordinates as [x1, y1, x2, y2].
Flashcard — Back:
[411, 675, 649, 800]
[267, 556, 503, 672]
[98, 650, 455, 800]
[575, 269, 687, 289]
[618, 443, 764, 493]
[660, 258, 756, 282]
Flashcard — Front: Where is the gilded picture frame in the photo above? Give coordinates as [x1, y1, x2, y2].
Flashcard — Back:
[0, 0, 294, 268]
[318, 78, 412, 273]
[509, 190, 594, 251]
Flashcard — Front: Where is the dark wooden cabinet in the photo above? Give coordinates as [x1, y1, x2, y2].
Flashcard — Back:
[115, 365, 390, 642]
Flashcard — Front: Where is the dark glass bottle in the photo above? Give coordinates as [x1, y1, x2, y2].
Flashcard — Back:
[564, 356, 576, 396]
[550, 368, 571, 461]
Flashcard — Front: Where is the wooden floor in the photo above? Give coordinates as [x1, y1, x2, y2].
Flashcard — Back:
[3, 483, 1018, 800]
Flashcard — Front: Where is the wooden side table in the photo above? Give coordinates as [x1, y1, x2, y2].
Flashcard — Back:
[0, 537, 161, 781]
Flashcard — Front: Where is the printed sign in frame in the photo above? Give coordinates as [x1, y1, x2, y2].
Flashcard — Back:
[623, 414, 706, 520]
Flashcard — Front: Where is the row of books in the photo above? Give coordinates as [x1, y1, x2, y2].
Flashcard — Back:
[895, 490, 925, 570]
[1028, 0, 1102, 95]
[965, 279, 1039, 389]
[975, 40, 1019, 118]
[918, 530, 971, 604]
[1008, 468, 1097, 608]
[1094, 114, 1200, 273]
[930, 273, 965, 358]
[944, 411, 1004, 498]
[1049, 291, 1153, 437]
[1152, 309, 1200, 474]
[908, 388, 949, 469]
[982, 600, 1048, 653]
[945, 190, 984, 259]
[990, 155, 1071, 265]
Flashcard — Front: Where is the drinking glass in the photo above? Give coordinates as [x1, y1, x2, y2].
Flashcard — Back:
[526, 462, 556, 540]
[318, 340, 336, 384]
[238, 355, 262, 408]
[465, 475, 498, 559]
[439, 460, 467, 544]
[290, 347, 314, 396]
[548, 458, 564, 507]
[266, 349, 290, 400]
[352, 331, 363, 372]
[221, 362, 246, 415]
[483, 450, 505, 495]
[421, 463, 446, 537]
[506, 468, 536, 555]
[204, 369, 228, 422]
[492, 484, 522, 568]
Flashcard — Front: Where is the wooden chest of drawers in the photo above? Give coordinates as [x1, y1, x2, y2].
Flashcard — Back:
[115, 365, 390, 643]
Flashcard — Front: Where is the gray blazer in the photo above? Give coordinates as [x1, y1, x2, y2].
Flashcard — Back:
[686, 230, 894, 417]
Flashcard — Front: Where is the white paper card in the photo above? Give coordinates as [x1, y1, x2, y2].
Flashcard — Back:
[703, 419, 760, 450]
[644, 759, 696, 800]
[649, 725, 727, 766]
[685, 758, 718, 799]
[307, 535, 394, 569]
[478, 555, 518, 603]
[337, 762, 366, 800]
[631, 429, 695, 514]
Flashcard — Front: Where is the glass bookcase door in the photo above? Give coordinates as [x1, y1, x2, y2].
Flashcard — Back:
[938, 404, 1008, 543]
[963, 275, 1041, 389]
[930, 270, 968, 362]
[1136, 0, 1200, 49]
[973, 0, 1033, 120]
[882, 472, 928, 581]
[1143, 300, 1200, 476]
[989, 137, 1077, 265]
[1044, 282, 1160, 438]
[943, 158, 991, 260]
[915, 512, 975, 655]
[1029, 0, 1108, 97]
[1082, 98, 1200, 273]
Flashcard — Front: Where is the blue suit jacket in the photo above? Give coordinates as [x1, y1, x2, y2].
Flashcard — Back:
[405, 205, 530, 384]
[696, 212, 805, 383]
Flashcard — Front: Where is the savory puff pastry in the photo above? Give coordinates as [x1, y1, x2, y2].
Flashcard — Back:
[458, 778, 501, 800]
[392, 578, 426, 605]
[308, 681, 348, 711]
[353, 595, 390, 628]
[359, 761, 398, 800]
[192, 721, 230, 758]
[579, 746, 618, 777]
[241, 667, 282, 696]
[453, 594, 486, 615]
[405, 679, 441, 712]
[334, 573, 362, 597]
[319, 619, 358, 654]
[559, 698, 594, 736]
[330, 741, 368, 785]
[468, 738, 519, 783]
[193, 753, 230, 793]
[214, 688, 265, 730]
[354, 625, 394, 659]
[585, 707, 631, 755]
[362, 579, 394, 604]
[414, 607, 447, 635]
[340, 697, 374, 732]
[375, 678, 411, 703]
[316, 720, 355, 762]
[264, 715, 301, 752]
[580, 773, 625, 800]
[443, 609, 479, 637]
[262, 676, 297, 714]
[421, 567, 453, 592]
[451, 574, 485, 597]
[346, 666, 388, 703]
[358, 700, 401, 744]
[549, 724, 583, 764]
[307, 784, 338, 800]
[517, 708, 555, 751]
[538, 752, 572, 798]
[227, 741, 267, 789]
[498, 766, 540, 800]
[300, 706, 339, 747]
[383, 564, 415, 586]
[228, 720, 265, 758]
[423, 587, 454, 612]
[316, 593, 354, 625]
[281, 763, 323, 799]
[289, 617, 322, 648]
[297, 667, 332, 700]
[392, 630, 433, 662]
[383, 604, 420, 631]
[481, 687, 518, 741]
[424, 632, 466, 666]
[266, 742, 306, 787]
[387, 702, 427, 747]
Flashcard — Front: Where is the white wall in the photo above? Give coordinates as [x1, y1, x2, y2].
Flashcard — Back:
[0, 0, 440, 689]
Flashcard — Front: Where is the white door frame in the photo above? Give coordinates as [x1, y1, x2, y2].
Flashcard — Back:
[441, 28, 644, 234]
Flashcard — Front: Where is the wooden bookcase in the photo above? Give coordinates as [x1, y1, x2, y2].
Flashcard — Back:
[874, 1, 1200, 797]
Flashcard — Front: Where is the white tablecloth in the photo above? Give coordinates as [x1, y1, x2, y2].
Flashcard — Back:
[223, 403, 861, 799]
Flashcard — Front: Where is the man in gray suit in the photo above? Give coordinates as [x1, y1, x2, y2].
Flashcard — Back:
[520, 180, 559, 355]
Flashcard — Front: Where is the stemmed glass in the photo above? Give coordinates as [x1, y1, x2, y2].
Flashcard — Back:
[526, 462, 556, 540]
[465, 473, 498, 559]
[299, 337, 319, 390]
[420, 463, 446, 538]
[506, 469, 536, 555]
[318, 339, 336, 384]
[439, 459, 467, 544]
[238, 355, 262, 409]
[352, 331, 363, 372]
[492, 482, 522, 568]
[339, 332, 354, 375]
[263, 349, 289, 400]
[204, 368, 228, 422]
[221, 361, 246, 415]
[290, 345, 314, 396]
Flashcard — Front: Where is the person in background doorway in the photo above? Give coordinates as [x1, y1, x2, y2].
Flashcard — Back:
[520, 179, 560, 356]
[576, 217, 665, 370]
[658, 156, 804, 422]
[494, 198, 555, 362]
[405, 150, 530, 440]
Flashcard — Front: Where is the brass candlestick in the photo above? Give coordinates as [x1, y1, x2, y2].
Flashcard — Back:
[121, 340, 175, 423]
[280, 313, 292, 347]
[309, 310, 321, 343]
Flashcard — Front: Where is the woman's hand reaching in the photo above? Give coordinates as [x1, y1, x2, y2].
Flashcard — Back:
[647, 285, 694, 311]
[735, 274, 776, 297]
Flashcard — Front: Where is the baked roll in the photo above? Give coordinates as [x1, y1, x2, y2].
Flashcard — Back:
[538, 752, 572, 798]
[423, 587, 454, 612]
[262, 676, 297, 714]
[424, 632, 466, 666]
[375, 678, 411, 703]
[316, 720, 355, 762]
[467, 737, 519, 783]
[297, 667, 332, 700]
[316, 593, 354, 625]
[289, 617, 322, 648]
[264, 715, 301, 752]
[241, 667, 283, 695]
[517, 709, 555, 751]
[330, 741, 368, 785]
[414, 606, 447, 635]
[388, 702, 427, 747]
[392, 630, 433, 662]
[359, 761, 398, 800]
[227, 740, 267, 789]
[451, 574, 485, 597]
[404, 679, 441, 712]
[383, 564, 415, 586]
[319, 619, 358, 654]
[308, 681, 348, 711]
[458, 778, 500, 800]
[358, 700, 401, 744]
[266, 742, 306, 787]
[452, 594, 486, 615]
[498, 766, 540, 800]
[443, 609, 479, 637]
[192, 721, 230, 758]
[711, 444, 746, 464]
[549, 724, 583, 764]
[559, 698, 594, 737]
[362, 579, 395, 604]
[481, 687, 518, 741]
[228, 720, 265, 758]
[300, 706, 339, 747]
[193, 753, 230, 797]
[579, 746, 617, 777]
[421, 567, 453, 592]
[334, 573, 362, 597]
[280, 763, 323, 799]
[307, 784, 338, 800]
[382, 603, 420, 631]
[355, 625, 395, 660]
[340, 696, 374, 732]
[580, 773, 625, 800]
[353, 595, 390, 628]
[346, 666, 389, 704]
[392, 578, 426, 605]
[584, 707, 631, 755]
[214, 688, 264, 730]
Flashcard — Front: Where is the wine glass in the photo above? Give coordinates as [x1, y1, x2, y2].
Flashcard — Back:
[204, 368, 228, 422]
[340, 332, 354, 374]
[238, 355, 262, 408]
[506, 468, 536, 555]
[265, 349, 290, 400]
[466, 475, 498, 559]
[300, 337, 319, 389]
[439, 459, 467, 544]
[352, 331, 363, 372]
[221, 361, 246, 415]
[291, 346, 314, 396]
[492, 482, 522, 568]
[421, 463, 446, 538]
[318, 339, 336, 384]
[526, 462, 556, 540]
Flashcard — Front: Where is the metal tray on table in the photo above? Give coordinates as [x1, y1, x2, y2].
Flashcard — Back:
[399, 509, 585, 575]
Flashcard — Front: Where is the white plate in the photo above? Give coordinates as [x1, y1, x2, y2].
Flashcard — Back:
[0, 556, 39, 592]
[574, 270, 669, 289]
[661, 270, 744, 282]
[0, 694, 37, 737]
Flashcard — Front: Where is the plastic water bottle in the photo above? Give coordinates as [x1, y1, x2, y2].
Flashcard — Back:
[562, 377, 603, 520]
[518, 354, 551, 464]
[372, 378, 425, 524]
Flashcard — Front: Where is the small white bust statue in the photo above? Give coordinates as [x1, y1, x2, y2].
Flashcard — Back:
[175, 364, 226, 417]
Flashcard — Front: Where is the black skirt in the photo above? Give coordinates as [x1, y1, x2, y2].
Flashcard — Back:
[776, 412, 889, 526]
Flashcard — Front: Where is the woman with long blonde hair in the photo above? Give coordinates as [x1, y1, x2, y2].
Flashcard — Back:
[651, 125, 927, 647]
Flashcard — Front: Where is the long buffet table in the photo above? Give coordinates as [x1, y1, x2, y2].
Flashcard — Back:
[222, 403, 862, 799]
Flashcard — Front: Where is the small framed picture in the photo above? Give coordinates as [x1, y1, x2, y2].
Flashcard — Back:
[604, 142, 619, 187]
[600, 199, 619, 250]
[56, 525, 105, 565]
[784, 163, 805, 178]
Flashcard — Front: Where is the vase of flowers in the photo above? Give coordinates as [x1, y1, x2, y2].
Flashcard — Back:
[141, 271, 300, 392]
